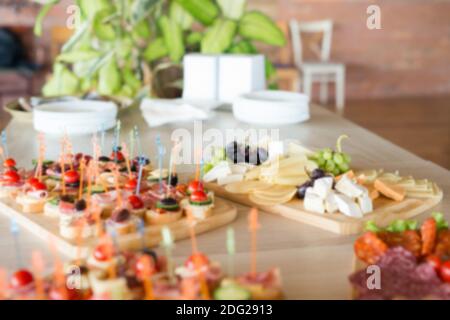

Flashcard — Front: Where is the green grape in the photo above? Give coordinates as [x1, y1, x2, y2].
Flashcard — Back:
[333, 153, 344, 165]
[332, 168, 341, 176]
[338, 162, 350, 173]
[316, 156, 326, 166]
[323, 150, 333, 161]
[325, 160, 335, 171]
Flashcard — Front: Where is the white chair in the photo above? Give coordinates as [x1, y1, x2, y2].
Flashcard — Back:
[289, 19, 346, 111]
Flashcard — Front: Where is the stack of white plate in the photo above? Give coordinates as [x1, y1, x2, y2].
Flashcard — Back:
[33, 100, 118, 135]
[232, 90, 310, 125]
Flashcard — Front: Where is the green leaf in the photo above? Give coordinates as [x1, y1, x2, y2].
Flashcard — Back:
[143, 38, 169, 62]
[201, 19, 237, 54]
[78, 0, 111, 19]
[228, 40, 257, 54]
[131, 0, 160, 23]
[174, 0, 219, 26]
[158, 15, 185, 63]
[56, 49, 102, 63]
[34, 0, 60, 37]
[93, 9, 117, 41]
[364, 221, 381, 233]
[42, 64, 80, 97]
[186, 32, 203, 46]
[217, 0, 247, 20]
[238, 11, 286, 47]
[98, 57, 122, 96]
[170, 1, 194, 30]
[132, 19, 152, 41]
[61, 21, 90, 53]
[432, 212, 449, 230]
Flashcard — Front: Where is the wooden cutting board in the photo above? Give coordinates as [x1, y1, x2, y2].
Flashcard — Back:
[205, 182, 443, 235]
[0, 197, 237, 259]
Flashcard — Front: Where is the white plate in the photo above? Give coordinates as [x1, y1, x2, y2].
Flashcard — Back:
[33, 100, 118, 135]
[232, 90, 310, 125]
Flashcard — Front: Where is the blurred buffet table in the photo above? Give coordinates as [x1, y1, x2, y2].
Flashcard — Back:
[0, 105, 448, 299]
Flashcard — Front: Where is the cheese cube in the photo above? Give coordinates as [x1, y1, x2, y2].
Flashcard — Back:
[203, 162, 231, 183]
[325, 192, 339, 213]
[334, 194, 363, 218]
[335, 175, 366, 198]
[304, 188, 325, 214]
[356, 193, 373, 214]
[313, 177, 334, 199]
[217, 174, 244, 186]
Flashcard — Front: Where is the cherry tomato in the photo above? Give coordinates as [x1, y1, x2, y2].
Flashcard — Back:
[93, 244, 112, 262]
[4, 158, 16, 168]
[125, 179, 138, 190]
[134, 256, 156, 278]
[190, 190, 208, 202]
[187, 180, 203, 194]
[10, 269, 34, 289]
[27, 177, 40, 186]
[128, 195, 144, 209]
[426, 255, 442, 272]
[3, 170, 20, 183]
[64, 170, 79, 184]
[439, 261, 450, 283]
[48, 286, 82, 300]
[32, 182, 47, 191]
[110, 151, 125, 162]
[185, 253, 209, 270]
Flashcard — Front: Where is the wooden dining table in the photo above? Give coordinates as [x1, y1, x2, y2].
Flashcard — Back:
[0, 104, 448, 299]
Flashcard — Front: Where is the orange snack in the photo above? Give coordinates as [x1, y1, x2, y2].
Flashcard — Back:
[374, 179, 406, 202]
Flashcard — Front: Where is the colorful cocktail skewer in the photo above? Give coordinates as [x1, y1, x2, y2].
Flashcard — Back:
[227, 227, 236, 277]
[1, 130, 8, 158]
[186, 211, 210, 300]
[10, 218, 22, 269]
[160, 226, 175, 284]
[248, 208, 260, 277]
[155, 135, 165, 194]
[135, 156, 146, 195]
[138, 255, 154, 300]
[31, 250, 45, 299]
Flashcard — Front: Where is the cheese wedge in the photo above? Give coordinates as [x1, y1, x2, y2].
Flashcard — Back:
[225, 181, 272, 194]
[374, 179, 406, 202]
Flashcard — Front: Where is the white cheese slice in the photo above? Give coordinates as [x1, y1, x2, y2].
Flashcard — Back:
[203, 162, 231, 183]
[334, 193, 363, 218]
[335, 175, 366, 198]
[217, 174, 244, 186]
[230, 164, 249, 175]
[356, 193, 373, 214]
[313, 177, 334, 199]
[304, 187, 325, 214]
[324, 192, 339, 213]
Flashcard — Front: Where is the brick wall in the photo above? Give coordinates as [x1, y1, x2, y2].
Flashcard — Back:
[1, 0, 450, 99]
[249, 0, 450, 99]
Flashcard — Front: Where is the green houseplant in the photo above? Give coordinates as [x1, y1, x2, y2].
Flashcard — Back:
[35, 0, 286, 101]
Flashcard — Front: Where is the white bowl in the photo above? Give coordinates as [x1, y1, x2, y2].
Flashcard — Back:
[232, 90, 310, 125]
[33, 100, 118, 135]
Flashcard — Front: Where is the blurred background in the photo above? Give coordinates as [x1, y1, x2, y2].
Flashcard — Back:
[0, 0, 449, 168]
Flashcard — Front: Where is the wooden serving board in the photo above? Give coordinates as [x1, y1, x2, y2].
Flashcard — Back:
[205, 182, 443, 235]
[0, 197, 237, 259]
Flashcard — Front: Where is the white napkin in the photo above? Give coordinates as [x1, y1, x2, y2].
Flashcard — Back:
[140, 99, 210, 127]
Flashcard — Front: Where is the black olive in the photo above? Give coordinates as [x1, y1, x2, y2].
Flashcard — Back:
[311, 169, 326, 180]
[75, 199, 87, 211]
[297, 180, 314, 199]
[170, 174, 178, 187]
[98, 156, 111, 162]
[160, 197, 177, 206]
